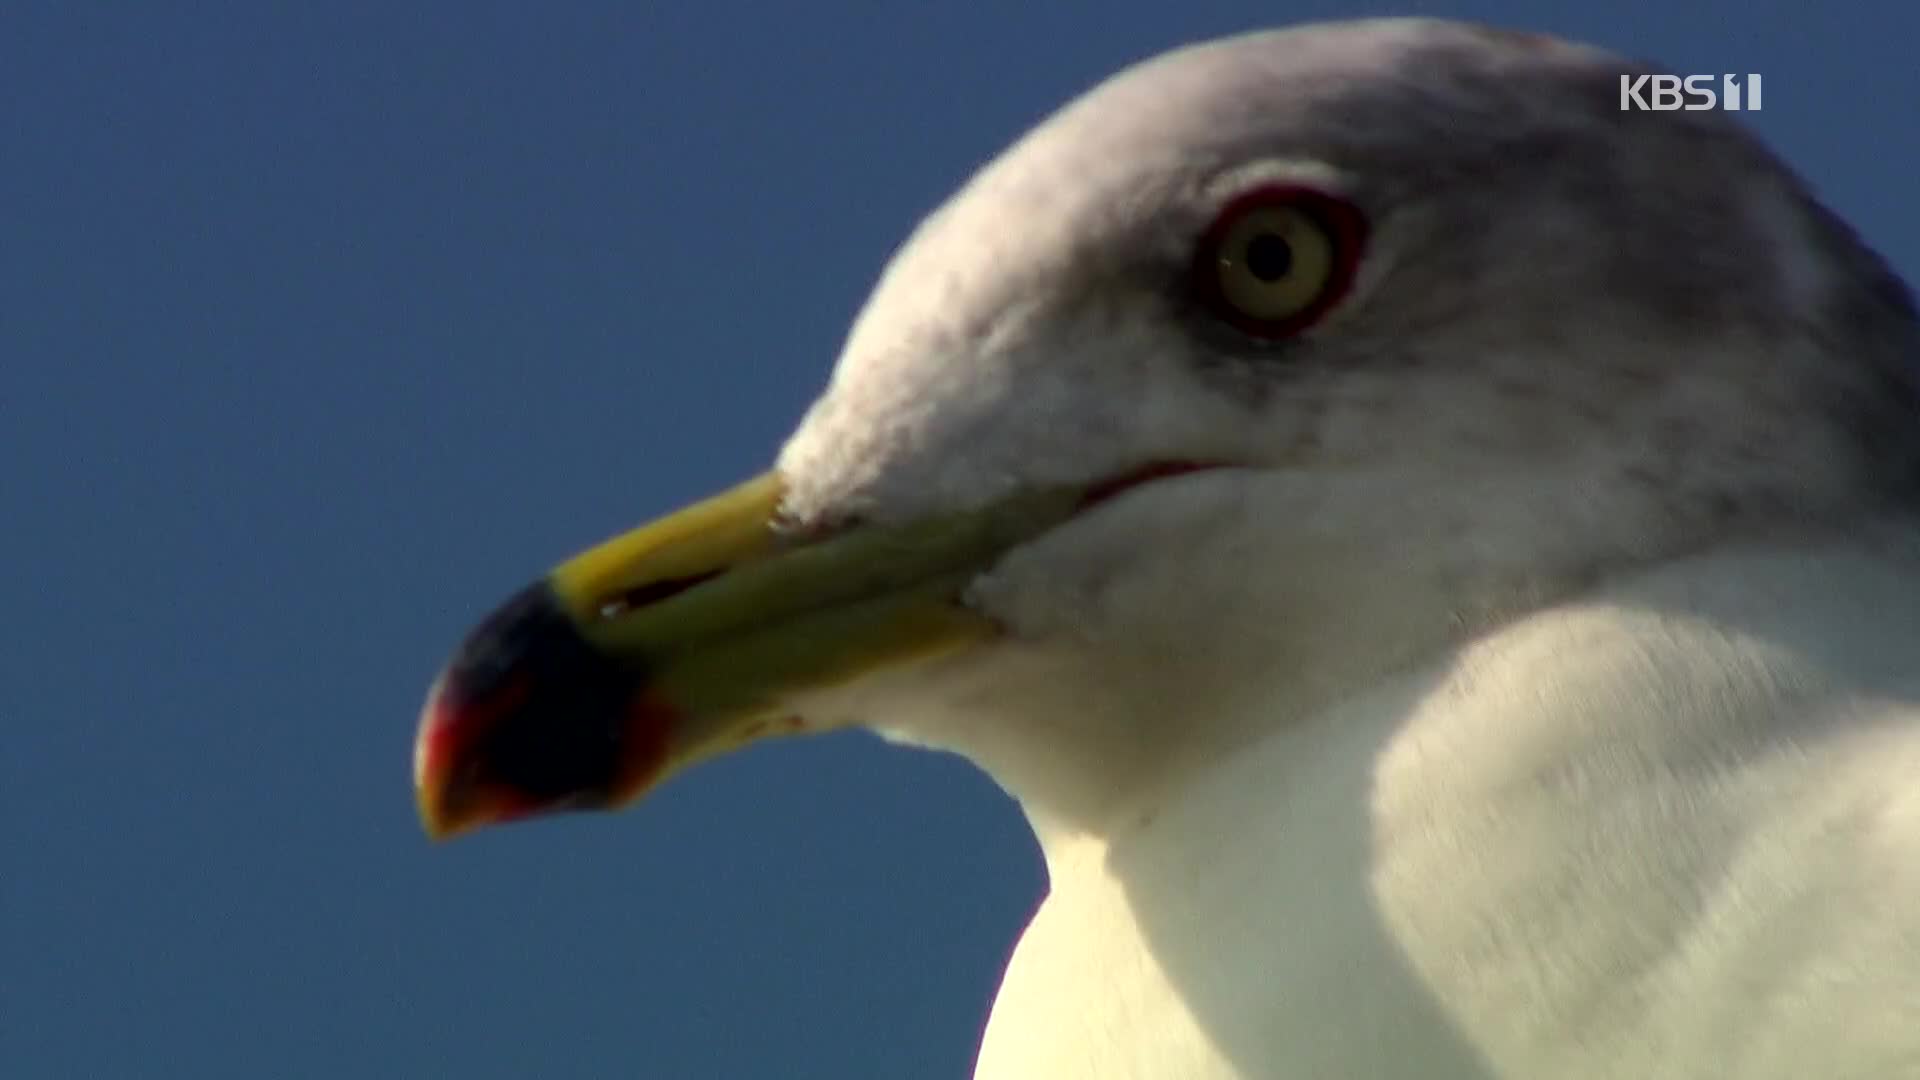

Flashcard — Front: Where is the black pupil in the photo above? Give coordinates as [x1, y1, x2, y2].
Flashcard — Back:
[1244, 231, 1293, 281]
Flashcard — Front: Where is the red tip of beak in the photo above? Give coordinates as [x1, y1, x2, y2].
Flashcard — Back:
[414, 675, 542, 839]
[413, 582, 681, 840]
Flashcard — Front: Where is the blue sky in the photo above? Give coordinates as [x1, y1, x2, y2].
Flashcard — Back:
[8, 3, 1917, 1077]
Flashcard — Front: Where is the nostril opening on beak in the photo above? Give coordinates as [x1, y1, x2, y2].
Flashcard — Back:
[597, 569, 725, 620]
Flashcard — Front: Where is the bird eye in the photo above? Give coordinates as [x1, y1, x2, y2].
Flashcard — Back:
[1196, 186, 1364, 337]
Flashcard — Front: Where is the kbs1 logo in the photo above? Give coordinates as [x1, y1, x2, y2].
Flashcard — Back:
[1619, 74, 1762, 111]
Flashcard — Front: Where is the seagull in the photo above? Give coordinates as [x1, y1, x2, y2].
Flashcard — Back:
[412, 17, 1920, 1078]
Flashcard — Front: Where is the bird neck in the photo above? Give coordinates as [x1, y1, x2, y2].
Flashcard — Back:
[885, 475, 1920, 864]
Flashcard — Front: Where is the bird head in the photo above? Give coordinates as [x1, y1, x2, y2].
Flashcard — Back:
[414, 19, 1919, 840]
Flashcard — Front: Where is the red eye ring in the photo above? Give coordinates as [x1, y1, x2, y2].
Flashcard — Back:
[1192, 184, 1368, 339]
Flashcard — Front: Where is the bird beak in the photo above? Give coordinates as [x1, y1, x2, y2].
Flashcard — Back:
[412, 471, 1089, 839]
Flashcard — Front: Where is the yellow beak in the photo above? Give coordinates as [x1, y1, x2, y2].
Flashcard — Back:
[412, 471, 1091, 839]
